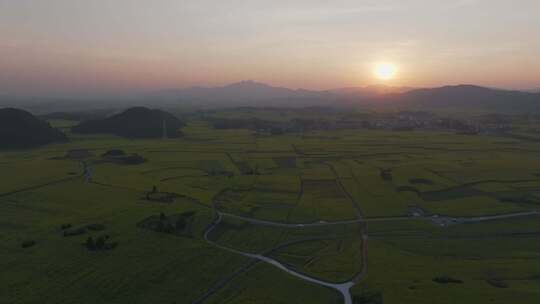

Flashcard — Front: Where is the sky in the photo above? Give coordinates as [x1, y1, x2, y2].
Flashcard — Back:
[1, 0, 539, 97]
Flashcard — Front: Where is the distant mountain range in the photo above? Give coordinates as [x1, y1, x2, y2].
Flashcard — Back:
[3, 81, 540, 113]
[375, 85, 540, 112]
[144, 80, 336, 107]
[326, 84, 414, 98]
[147, 80, 323, 101]
[146, 80, 413, 103]
[146, 81, 540, 112]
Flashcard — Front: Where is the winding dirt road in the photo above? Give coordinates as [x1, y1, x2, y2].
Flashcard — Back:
[203, 212, 358, 304]
[200, 207, 539, 304]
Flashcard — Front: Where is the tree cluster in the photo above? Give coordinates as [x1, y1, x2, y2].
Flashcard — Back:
[85, 235, 118, 251]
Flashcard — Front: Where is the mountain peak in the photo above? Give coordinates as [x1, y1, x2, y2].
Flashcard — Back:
[145, 80, 326, 104]
[224, 80, 273, 89]
[439, 84, 498, 91]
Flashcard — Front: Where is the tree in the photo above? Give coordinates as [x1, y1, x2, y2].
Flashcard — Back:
[156, 220, 165, 232]
[85, 237, 95, 250]
[163, 222, 175, 234]
[270, 127, 284, 135]
[95, 236, 106, 249]
[176, 217, 186, 230]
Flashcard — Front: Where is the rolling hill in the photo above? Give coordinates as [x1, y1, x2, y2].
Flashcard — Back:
[378, 85, 540, 112]
[72, 107, 185, 138]
[146, 81, 540, 112]
[0, 108, 67, 149]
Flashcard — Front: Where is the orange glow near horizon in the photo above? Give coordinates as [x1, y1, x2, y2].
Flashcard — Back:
[0, 1, 539, 96]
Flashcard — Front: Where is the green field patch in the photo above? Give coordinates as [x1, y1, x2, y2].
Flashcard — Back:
[352, 239, 540, 304]
[419, 186, 485, 201]
[444, 217, 540, 237]
[210, 216, 359, 253]
[251, 205, 293, 223]
[472, 182, 519, 192]
[410, 178, 434, 185]
[498, 193, 540, 207]
[341, 163, 417, 217]
[145, 191, 179, 203]
[204, 263, 341, 304]
[510, 180, 540, 191]
[271, 238, 362, 282]
[273, 156, 297, 168]
[302, 179, 346, 199]
[432, 276, 463, 284]
[376, 233, 540, 260]
[0, 157, 81, 194]
[253, 174, 300, 194]
[301, 165, 335, 179]
[5, 120, 540, 303]
[287, 177, 360, 223]
[419, 195, 525, 216]
[392, 165, 457, 192]
[396, 185, 420, 193]
[0, 176, 247, 304]
[209, 217, 285, 253]
[217, 189, 298, 221]
[47, 119, 80, 129]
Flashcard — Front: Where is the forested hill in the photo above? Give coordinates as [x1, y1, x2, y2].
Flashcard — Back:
[0, 108, 67, 149]
[71, 107, 185, 138]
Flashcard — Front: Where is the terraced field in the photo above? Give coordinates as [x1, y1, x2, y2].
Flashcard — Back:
[2, 118, 540, 303]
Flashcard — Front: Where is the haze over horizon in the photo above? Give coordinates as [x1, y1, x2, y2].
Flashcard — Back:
[1, 0, 539, 98]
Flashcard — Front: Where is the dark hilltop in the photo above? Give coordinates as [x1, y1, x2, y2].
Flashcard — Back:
[0, 108, 67, 149]
[72, 107, 185, 138]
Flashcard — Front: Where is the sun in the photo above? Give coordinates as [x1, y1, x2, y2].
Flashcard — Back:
[374, 62, 398, 81]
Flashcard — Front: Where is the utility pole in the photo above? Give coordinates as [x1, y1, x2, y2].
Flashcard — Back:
[81, 161, 92, 183]
[162, 118, 168, 139]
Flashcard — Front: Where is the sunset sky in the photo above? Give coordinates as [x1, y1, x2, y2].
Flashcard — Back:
[1, 0, 539, 97]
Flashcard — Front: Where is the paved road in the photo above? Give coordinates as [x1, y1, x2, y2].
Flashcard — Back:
[429, 211, 539, 226]
[220, 212, 424, 228]
[221, 210, 540, 228]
